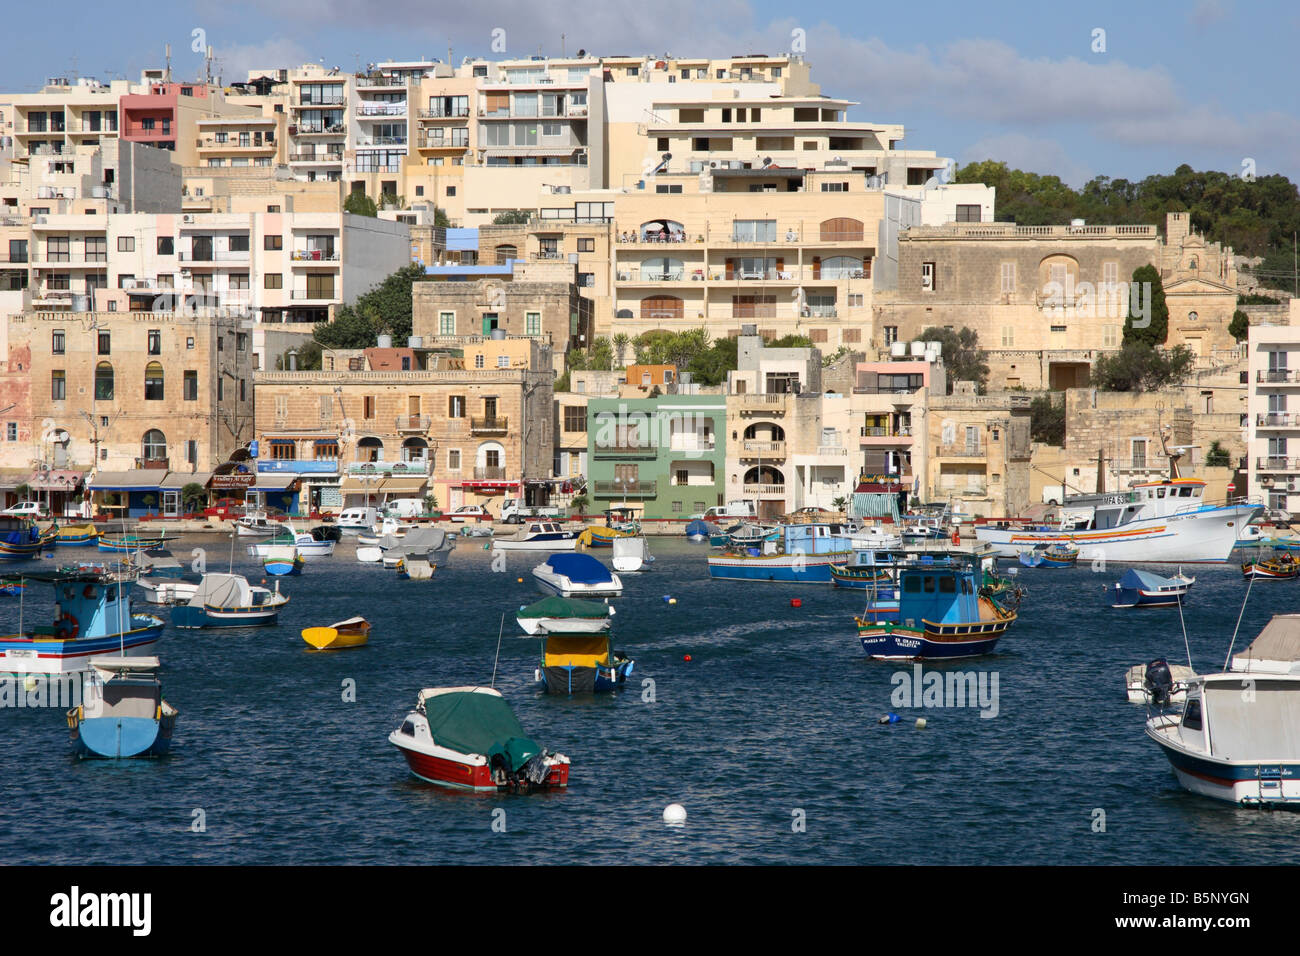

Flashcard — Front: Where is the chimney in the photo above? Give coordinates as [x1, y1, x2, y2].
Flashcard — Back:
[287, 349, 298, 371]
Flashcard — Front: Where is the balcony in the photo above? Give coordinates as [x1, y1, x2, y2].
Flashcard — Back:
[356, 104, 407, 117]
[860, 427, 913, 446]
[396, 415, 431, 432]
[356, 136, 408, 147]
[418, 108, 471, 119]
[1258, 370, 1300, 384]
[291, 289, 336, 301]
[1256, 457, 1300, 472]
[256, 460, 339, 475]
[470, 416, 509, 435]
[1257, 413, 1300, 428]
[736, 394, 788, 413]
[742, 483, 786, 497]
[593, 442, 657, 459]
[816, 445, 850, 457]
[740, 440, 786, 459]
[593, 480, 657, 498]
[179, 249, 250, 263]
[940, 485, 989, 498]
[294, 125, 348, 136]
[291, 250, 341, 263]
[290, 150, 343, 162]
[418, 136, 469, 149]
[935, 444, 986, 458]
[346, 460, 430, 476]
[355, 75, 407, 88]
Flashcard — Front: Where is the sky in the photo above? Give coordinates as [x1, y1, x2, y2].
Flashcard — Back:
[4, 0, 1297, 188]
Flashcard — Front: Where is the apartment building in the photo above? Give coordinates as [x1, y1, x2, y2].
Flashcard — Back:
[1, 309, 253, 484]
[850, 357, 943, 499]
[586, 393, 726, 518]
[3, 76, 131, 162]
[1248, 317, 1300, 513]
[1, 140, 181, 219]
[252, 336, 553, 514]
[196, 114, 287, 169]
[926, 382, 1032, 517]
[553, 391, 589, 483]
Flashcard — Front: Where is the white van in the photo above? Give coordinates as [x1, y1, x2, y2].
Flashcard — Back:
[698, 500, 757, 521]
[383, 498, 426, 519]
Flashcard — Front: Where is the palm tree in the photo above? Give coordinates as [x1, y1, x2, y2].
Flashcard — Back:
[612, 333, 631, 368]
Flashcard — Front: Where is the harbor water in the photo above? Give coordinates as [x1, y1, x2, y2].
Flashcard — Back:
[4, 536, 1300, 865]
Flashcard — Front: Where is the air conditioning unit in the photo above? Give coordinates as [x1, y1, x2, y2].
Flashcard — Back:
[182, 214, 194, 223]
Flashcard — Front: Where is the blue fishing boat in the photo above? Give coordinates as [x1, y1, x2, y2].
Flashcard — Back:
[0, 576, 25, 596]
[170, 572, 289, 628]
[0, 516, 43, 562]
[262, 546, 304, 576]
[97, 531, 165, 554]
[684, 519, 714, 543]
[1108, 568, 1195, 608]
[67, 656, 178, 759]
[856, 550, 1017, 660]
[830, 549, 899, 591]
[707, 523, 856, 583]
[0, 570, 165, 677]
[55, 524, 99, 546]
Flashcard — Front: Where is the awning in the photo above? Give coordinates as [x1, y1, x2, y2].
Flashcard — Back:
[253, 473, 302, 492]
[26, 469, 85, 491]
[88, 471, 165, 492]
[160, 471, 212, 490]
[339, 477, 428, 495]
[460, 480, 520, 491]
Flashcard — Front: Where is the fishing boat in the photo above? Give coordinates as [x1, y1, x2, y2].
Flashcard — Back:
[532, 553, 623, 598]
[728, 522, 779, 548]
[262, 547, 304, 576]
[684, 519, 715, 543]
[126, 547, 186, 579]
[335, 506, 379, 535]
[707, 523, 856, 584]
[170, 573, 289, 628]
[1241, 552, 1300, 579]
[55, 524, 99, 546]
[855, 550, 1017, 660]
[396, 556, 434, 579]
[389, 686, 570, 792]
[97, 531, 165, 554]
[0, 577, 25, 596]
[528, 626, 634, 694]
[491, 521, 581, 552]
[379, 527, 452, 568]
[0, 570, 165, 676]
[235, 511, 284, 537]
[1146, 615, 1300, 806]
[1125, 658, 1197, 704]
[516, 596, 614, 635]
[246, 525, 336, 560]
[308, 524, 342, 543]
[709, 523, 740, 548]
[1041, 544, 1079, 567]
[848, 525, 905, 551]
[830, 549, 898, 591]
[301, 616, 370, 650]
[1108, 568, 1195, 608]
[900, 512, 952, 544]
[0, 516, 43, 562]
[67, 656, 178, 759]
[611, 535, 653, 572]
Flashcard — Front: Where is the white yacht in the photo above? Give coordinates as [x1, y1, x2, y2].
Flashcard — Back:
[491, 521, 581, 552]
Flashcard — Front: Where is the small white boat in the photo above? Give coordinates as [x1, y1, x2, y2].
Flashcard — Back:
[516, 596, 613, 635]
[492, 521, 581, 552]
[532, 553, 622, 598]
[611, 535, 653, 573]
[246, 525, 336, 560]
[235, 512, 283, 537]
[356, 546, 383, 563]
[1125, 659, 1197, 704]
[135, 574, 202, 606]
[358, 515, 408, 547]
[169, 573, 289, 628]
[335, 507, 379, 535]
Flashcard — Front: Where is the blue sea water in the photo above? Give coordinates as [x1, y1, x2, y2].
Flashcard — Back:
[3, 537, 1300, 865]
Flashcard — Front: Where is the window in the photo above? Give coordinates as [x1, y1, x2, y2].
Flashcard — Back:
[448, 395, 465, 418]
[439, 312, 455, 335]
[921, 262, 936, 291]
[1102, 261, 1119, 287]
[264, 235, 283, 251]
[97, 331, 110, 355]
[85, 237, 107, 262]
[497, 354, 510, 368]
[236, 333, 248, 352]
[578, 238, 594, 253]
[51, 370, 66, 400]
[821, 182, 848, 192]
[447, 449, 461, 470]
[363, 396, 375, 420]
[5, 423, 14, 441]
[147, 329, 161, 354]
[525, 312, 541, 336]
[655, 184, 683, 194]
[142, 429, 166, 462]
[446, 186, 456, 197]
[183, 370, 197, 401]
[955, 204, 982, 222]
[265, 273, 282, 289]
[1000, 262, 1015, 294]
[229, 234, 250, 253]
[186, 337, 195, 350]
[1102, 325, 1119, 348]
[563, 406, 587, 432]
[144, 362, 164, 400]
[883, 326, 898, 346]
[51, 329, 65, 354]
[117, 236, 134, 252]
[157, 236, 174, 256]
[475, 354, 485, 369]
[1182, 699, 1202, 732]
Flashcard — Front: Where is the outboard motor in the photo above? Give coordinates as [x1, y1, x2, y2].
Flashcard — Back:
[1144, 658, 1175, 707]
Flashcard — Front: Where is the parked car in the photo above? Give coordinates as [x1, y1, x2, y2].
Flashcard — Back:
[446, 505, 491, 523]
[203, 498, 248, 519]
[2, 501, 48, 519]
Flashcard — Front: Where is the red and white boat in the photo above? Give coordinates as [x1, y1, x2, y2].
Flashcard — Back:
[388, 686, 570, 792]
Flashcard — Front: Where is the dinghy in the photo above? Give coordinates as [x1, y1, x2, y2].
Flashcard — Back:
[301, 616, 370, 650]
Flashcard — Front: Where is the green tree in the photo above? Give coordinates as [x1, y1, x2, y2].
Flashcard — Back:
[343, 192, 378, 217]
[1123, 264, 1169, 346]
[1229, 309, 1250, 342]
[586, 337, 614, 371]
[276, 339, 323, 370]
[611, 333, 631, 368]
[492, 210, 532, 225]
[1090, 342, 1194, 391]
[181, 482, 207, 514]
[766, 334, 814, 349]
[1029, 394, 1066, 445]
[918, 326, 989, 393]
[686, 336, 738, 386]
[433, 207, 451, 228]
[313, 263, 426, 347]
[570, 494, 589, 515]
[1204, 441, 1230, 467]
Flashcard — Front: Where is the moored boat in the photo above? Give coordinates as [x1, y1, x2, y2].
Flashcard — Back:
[707, 523, 855, 584]
[516, 596, 613, 635]
[1108, 568, 1195, 608]
[301, 616, 370, 650]
[0, 516, 44, 562]
[55, 523, 99, 546]
[97, 531, 165, 554]
[529, 627, 633, 694]
[532, 552, 622, 597]
[67, 656, 178, 759]
[388, 686, 570, 792]
[1242, 552, 1299, 579]
[491, 520, 581, 552]
[263, 547, 305, 576]
[684, 519, 715, 543]
[611, 535, 653, 572]
[169, 573, 289, 628]
[396, 557, 434, 579]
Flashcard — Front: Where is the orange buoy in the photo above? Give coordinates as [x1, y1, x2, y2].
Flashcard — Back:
[790, 598, 802, 608]
[683, 654, 692, 662]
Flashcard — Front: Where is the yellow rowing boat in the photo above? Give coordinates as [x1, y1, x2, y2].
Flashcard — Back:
[301, 616, 371, 650]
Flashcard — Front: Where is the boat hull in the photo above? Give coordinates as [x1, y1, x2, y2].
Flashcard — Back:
[707, 550, 850, 583]
[857, 624, 1006, 660]
[538, 660, 633, 695]
[390, 738, 570, 792]
[1148, 726, 1300, 805]
[491, 536, 580, 552]
[170, 605, 282, 628]
[0, 618, 164, 676]
[70, 710, 177, 759]
[976, 502, 1261, 564]
[0, 541, 42, 562]
[532, 571, 622, 598]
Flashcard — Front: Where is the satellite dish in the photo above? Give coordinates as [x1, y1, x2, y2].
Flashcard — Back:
[577, 49, 586, 57]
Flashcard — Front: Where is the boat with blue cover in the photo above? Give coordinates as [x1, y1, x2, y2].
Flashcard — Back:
[67, 656, 178, 759]
[707, 523, 856, 583]
[684, 519, 715, 542]
[0, 516, 43, 562]
[855, 549, 1017, 660]
[0, 570, 165, 676]
[532, 553, 622, 597]
[1108, 568, 1195, 608]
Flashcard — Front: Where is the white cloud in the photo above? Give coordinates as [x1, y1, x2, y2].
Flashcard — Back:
[216, 38, 313, 82]
[961, 133, 1095, 187]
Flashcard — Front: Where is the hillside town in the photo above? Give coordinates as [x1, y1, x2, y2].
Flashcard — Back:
[0, 51, 1290, 529]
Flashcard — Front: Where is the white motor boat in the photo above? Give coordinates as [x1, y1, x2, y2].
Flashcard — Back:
[335, 507, 379, 535]
[492, 521, 581, 552]
[235, 512, 284, 536]
[532, 553, 623, 598]
[1146, 615, 1300, 805]
[611, 535, 653, 573]
[358, 515, 408, 547]
[245, 525, 336, 560]
[135, 573, 202, 606]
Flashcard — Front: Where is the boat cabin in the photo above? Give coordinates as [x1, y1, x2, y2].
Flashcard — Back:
[894, 556, 983, 628]
[1072, 480, 1207, 531]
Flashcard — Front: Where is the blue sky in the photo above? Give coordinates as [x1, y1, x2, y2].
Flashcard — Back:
[5, 0, 1296, 188]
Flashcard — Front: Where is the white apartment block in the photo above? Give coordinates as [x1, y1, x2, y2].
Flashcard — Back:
[1247, 312, 1300, 512]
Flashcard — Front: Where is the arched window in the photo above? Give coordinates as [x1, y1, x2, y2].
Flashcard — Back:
[357, 436, 384, 462]
[94, 362, 114, 401]
[640, 295, 683, 319]
[402, 437, 428, 463]
[494, 244, 517, 265]
[743, 422, 786, 442]
[819, 218, 863, 241]
[144, 362, 164, 401]
[142, 430, 167, 463]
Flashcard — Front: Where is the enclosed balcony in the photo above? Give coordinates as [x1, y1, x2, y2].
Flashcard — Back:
[470, 416, 509, 435]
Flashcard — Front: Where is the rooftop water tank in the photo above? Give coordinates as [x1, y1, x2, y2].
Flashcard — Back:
[890, 342, 908, 357]
[377, 334, 393, 348]
[926, 340, 942, 356]
[490, 328, 506, 340]
[408, 336, 423, 348]
[910, 341, 925, 357]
